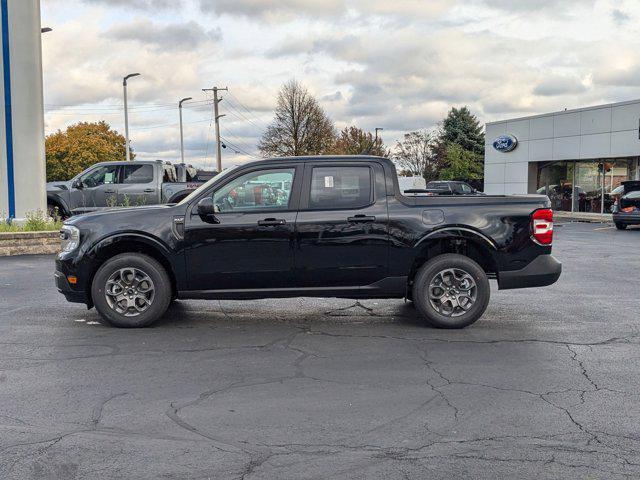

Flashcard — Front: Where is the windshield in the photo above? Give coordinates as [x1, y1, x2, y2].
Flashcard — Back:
[177, 165, 240, 205]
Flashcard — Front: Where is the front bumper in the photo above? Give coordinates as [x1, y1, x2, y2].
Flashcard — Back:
[54, 270, 86, 303]
[613, 212, 640, 226]
[498, 254, 562, 290]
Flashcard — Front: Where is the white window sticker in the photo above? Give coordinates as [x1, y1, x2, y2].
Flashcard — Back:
[324, 176, 334, 188]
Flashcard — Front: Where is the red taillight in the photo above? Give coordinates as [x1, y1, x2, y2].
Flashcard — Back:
[531, 208, 553, 245]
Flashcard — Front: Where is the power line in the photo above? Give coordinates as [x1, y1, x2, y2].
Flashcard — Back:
[227, 90, 270, 129]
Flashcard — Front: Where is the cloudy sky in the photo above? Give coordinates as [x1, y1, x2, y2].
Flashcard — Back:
[41, 0, 640, 168]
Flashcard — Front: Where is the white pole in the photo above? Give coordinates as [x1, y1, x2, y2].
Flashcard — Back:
[178, 97, 192, 164]
[123, 73, 140, 161]
[123, 80, 130, 161]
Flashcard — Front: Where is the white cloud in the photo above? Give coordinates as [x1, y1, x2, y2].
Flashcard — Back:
[41, 0, 640, 164]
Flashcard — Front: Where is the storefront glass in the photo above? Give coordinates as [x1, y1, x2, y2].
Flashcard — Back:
[536, 159, 633, 213]
[536, 162, 574, 212]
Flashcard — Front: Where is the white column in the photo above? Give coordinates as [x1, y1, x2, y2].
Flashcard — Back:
[0, 0, 46, 220]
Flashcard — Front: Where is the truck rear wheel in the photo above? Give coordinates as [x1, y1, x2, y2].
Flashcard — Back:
[91, 253, 171, 328]
[412, 254, 490, 329]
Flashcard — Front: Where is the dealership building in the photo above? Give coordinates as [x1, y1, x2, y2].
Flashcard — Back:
[484, 99, 640, 213]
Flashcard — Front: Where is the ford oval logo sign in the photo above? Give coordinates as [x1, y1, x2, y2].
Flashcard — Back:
[493, 134, 518, 152]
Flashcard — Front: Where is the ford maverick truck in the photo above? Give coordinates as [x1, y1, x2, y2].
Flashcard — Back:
[55, 156, 561, 329]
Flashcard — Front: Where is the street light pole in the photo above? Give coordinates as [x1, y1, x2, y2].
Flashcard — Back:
[375, 127, 384, 141]
[178, 97, 192, 164]
[123, 73, 140, 161]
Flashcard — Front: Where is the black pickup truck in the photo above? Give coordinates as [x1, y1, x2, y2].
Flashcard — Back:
[55, 156, 561, 329]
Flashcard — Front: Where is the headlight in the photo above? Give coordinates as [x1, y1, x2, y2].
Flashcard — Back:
[60, 225, 80, 253]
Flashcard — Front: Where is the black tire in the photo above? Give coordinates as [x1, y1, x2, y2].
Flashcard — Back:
[91, 253, 172, 328]
[412, 254, 490, 329]
[47, 202, 65, 221]
[615, 223, 627, 230]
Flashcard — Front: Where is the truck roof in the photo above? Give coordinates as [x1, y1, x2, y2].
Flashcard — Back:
[240, 155, 393, 169]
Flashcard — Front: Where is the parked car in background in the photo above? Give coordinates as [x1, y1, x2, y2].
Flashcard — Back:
[425, 181, 483, 195]
[47, 161, 216, 218]
[613, 180, 640, 229]
[55, 155, 560, 330]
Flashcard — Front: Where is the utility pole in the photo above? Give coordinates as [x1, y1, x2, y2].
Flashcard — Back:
[123, 73, 140, 161]
[178, 97, 192, 164]
[203, 86, 228, 173]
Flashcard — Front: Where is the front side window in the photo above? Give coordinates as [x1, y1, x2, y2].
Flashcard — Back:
[461, 183, 472, 194]
[122, 164, 154, 184]
[213, 168, 295, 213]
[81, 165, 119, 188]
[309, 166, 372, 209]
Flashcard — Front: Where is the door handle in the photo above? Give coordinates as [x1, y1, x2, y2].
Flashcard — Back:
[144, 188, 155, 193]
[104, 189, 116, 194]
[258, 218, 286, 226]
[347, 214, 376, 223]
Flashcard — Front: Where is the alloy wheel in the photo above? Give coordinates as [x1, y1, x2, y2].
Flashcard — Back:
[428, 268, 477, 317]
[104, 267, 155, 317]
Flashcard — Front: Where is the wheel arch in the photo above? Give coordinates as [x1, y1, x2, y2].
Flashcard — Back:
[86, 234, 179, 302]
[46, 194, 70, 217]
[167, 191, 191, 204]
[407, 227, 499, 297]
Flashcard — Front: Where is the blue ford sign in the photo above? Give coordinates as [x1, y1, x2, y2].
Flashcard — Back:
[493, 134, 518, 152]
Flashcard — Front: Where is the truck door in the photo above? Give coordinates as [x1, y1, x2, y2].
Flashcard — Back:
[294, 162, 389, 287]
[118, 164, 160, 206]
[69, 164, 120, 212]
[183, 164, 302, 291]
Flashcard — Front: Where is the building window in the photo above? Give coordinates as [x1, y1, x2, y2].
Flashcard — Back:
[536, 159, 633, 214]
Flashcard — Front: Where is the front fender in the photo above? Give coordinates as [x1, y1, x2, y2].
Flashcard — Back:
[84, 232, 185, 288]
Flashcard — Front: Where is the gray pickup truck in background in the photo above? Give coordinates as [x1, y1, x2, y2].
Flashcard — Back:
[46, 160, 215, 218]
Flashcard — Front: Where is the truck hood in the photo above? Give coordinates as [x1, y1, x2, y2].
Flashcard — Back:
[47, 180, 72, 192]
[65, 204, 180, 227]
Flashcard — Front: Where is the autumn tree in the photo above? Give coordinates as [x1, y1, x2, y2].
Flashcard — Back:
[392, 130, 440, 180]
[46, 121, 131, 181]
[331, 126, 388, 156]
[258, 80, 336, 157]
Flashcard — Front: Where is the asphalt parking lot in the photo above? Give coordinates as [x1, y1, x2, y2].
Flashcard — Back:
[0, 222, 639, 479]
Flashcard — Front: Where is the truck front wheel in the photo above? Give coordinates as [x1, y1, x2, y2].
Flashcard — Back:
[412, 254, 490, 329]
[91, 253, 172, 328]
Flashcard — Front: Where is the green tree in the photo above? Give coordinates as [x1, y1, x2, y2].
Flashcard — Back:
[440, 143, 484, 181]
[258, 80, 336, 157]
[440, 106, 484, 155]
[46, 121, 131, 181]
[331, 126, 388, 156]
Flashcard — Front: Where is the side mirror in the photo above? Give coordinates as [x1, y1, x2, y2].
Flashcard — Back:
[72, 179, 83, 189]
[197, 197, 219, 222]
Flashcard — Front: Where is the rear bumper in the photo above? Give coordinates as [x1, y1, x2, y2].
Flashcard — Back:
[613, 212, 640, 225]
[498, 254, 562, 290]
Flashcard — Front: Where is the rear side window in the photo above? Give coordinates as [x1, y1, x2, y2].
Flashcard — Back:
[309, 166, 372, 209]
[122, 164, 154, 184]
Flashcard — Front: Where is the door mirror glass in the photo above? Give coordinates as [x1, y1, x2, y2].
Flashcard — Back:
[197, 197, 216, 217]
